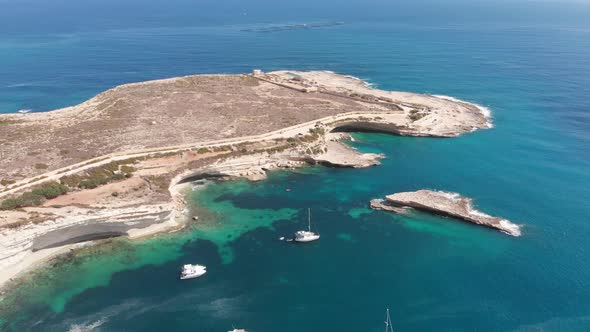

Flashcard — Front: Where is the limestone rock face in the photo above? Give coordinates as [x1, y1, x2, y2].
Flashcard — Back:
[373, 190, 521, 236]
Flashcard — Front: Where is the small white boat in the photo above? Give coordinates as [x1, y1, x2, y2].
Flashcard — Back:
[180, 264, 206, 280]
[294, 208, 320, 243]
[228, 328, 247, 332]
[17, 109, 31, 114]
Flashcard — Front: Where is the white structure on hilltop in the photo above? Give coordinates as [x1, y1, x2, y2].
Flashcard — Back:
[252, 69, 263, 76]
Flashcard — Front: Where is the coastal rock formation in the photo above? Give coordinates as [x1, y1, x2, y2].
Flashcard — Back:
[371, 190, 521, 236]
[174, 136, 380, 184]
[0, 70, 491, 184]
[31, 211, 171, 251]
[0, 204, 177, 287]
[370, 198, 409, 214]
[268, 70, 492, 137]
[0, 70, 494, 290]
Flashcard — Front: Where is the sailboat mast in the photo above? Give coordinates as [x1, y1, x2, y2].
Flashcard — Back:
[308, 208, 311, 232]
[384, 308, 393, 332]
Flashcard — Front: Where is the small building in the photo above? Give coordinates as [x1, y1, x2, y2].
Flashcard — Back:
[252, 69, 263, 76]
[304, 86, 318, 93]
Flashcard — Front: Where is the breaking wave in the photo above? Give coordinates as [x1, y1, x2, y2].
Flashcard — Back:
[467, 206, 493, 219]
[433, 190, 462, 202]
[500, 219, 522, 237]
[342, 74, 375, 88]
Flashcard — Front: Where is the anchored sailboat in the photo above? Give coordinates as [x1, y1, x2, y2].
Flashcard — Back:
[294, 208, 320, 242]
[384, 308, 394, 332]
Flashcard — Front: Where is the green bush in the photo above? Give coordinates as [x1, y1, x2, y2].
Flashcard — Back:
[60, 174, 83, 187]
[0, 198, 20, 210]
[59, 161, 134, 190]
[0, 179, 15, 186]
[18, 192, 44, 206]
[197, 147, 211, 154]
[34, 163, 49, 169]
[0, 181, 72, 210]
[79, 177, 109, 189]
[111, 173, 126, 181]
[31, 182, 68, 199]
[120, 165, 136, 174]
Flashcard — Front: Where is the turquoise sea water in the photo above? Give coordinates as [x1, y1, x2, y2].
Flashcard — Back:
[1, 0, 590, 331]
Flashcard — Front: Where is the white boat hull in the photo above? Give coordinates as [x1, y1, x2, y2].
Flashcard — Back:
[294, 209, 320, 242]
[294, 234, 320, 242]
[180, 264, 207, 279]
[180, 270, 206, 280]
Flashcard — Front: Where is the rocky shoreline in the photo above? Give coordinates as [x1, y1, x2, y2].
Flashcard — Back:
[0, 70, 494, 292]
[371, 190, 521, 236]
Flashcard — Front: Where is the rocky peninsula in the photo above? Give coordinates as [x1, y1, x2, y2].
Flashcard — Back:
[0, 70, 493, 291]
[371, 190, 521, 236]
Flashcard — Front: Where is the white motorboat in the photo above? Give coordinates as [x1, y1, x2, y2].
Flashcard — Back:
[180, 264, 206, 280]
[294, 208, 320, 243]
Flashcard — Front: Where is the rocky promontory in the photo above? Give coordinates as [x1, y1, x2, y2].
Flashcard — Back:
[371, 190, 521, 236]
[0, 70, 494, 291]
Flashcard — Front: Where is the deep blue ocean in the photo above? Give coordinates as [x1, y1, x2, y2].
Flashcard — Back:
[1, 0, 590, 331]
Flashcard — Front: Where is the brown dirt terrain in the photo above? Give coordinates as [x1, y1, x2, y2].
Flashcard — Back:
[0, 74, 376, 183]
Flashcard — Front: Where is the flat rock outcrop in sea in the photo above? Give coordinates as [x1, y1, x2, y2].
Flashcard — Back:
[371, 190, 521, 236]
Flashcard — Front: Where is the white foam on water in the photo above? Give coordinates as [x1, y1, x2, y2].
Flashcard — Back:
[67, 318, 108, 332]
[500, 219, 522, 237]
[467, 206, 493, 219]
[17, 109, 32, 114]
[434, 190, 462, 202]
[343, 74, 375, 88]
[465, 205, 521, 237]
[6, 82, 35, 88]
[432, 94, 494, 128]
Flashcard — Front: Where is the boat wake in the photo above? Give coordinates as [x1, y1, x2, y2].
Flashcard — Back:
[67, 318, 108, 332]
[432, 94, 494, 128]
[5, 82, 36, 88]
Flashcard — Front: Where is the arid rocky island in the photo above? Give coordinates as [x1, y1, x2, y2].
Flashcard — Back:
[371, 190, 521, 236]
[0, 70, 493, 290]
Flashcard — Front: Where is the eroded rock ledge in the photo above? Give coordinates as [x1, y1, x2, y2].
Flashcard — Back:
[371, 190, 521, 236]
